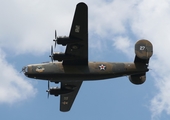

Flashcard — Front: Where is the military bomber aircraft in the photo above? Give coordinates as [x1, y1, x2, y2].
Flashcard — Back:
[23, 2, 153, 112]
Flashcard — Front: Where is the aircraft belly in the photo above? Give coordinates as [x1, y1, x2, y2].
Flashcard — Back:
[27, 73, 121, 81]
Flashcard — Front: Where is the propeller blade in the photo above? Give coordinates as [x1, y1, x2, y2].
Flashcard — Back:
[46, 90, 50, 98]
[48, 80, 50, 89]
[53, 30, 57, 48]
[55, 30, 57, 40]
[51, 45, 53, 55]
[46, 81, 50, 98]
[49, 45, 54, 62]
[55, 41, 57, 48]
[20, 66, 26, 73]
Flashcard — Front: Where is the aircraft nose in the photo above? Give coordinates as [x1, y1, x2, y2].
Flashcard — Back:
[22, 65, 32, 76]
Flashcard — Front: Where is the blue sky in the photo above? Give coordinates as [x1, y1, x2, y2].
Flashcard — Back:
[0, 0, 170, 120]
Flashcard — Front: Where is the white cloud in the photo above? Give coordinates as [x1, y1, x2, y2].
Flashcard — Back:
[89, 0, 136, 36]
[150, 74, 170, 118]
[0, 49, 36, 104]
[0, 0, 79, 55]
[112, 36, 133, 56]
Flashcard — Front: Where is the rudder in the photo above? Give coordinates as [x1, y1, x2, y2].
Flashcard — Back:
[134, 39, 153, 64]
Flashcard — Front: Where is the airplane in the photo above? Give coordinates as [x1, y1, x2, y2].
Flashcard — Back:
[22, 2, 153, 112]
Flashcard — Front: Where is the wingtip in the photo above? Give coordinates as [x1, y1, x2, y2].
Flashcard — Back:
[60, 108, 70, 112]
[77, 2, 87, 7]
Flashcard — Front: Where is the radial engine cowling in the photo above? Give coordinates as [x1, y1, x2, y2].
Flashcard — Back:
[129, 73, 146, 85]
[53, 52, 76, 61]
[48, 87, 73, 96]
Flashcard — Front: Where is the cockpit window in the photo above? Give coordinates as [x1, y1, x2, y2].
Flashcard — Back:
[37, 66, 42, 69]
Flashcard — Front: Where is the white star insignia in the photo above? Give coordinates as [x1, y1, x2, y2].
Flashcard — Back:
[99, 64, 106, 70]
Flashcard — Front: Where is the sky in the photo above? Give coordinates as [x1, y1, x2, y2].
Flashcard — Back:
[0, 0, 170, 120]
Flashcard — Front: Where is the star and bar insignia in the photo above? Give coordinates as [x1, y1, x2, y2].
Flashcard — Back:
[99, 64, 106, 70]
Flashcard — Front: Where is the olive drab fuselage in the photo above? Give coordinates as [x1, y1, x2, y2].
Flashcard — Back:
[24, 62, 148, 81]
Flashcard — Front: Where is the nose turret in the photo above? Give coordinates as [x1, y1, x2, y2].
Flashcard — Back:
[21, 65, 32, 76]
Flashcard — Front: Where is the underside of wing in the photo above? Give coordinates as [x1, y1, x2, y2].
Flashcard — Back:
[60, 81, 82, 112]
[63, 2, 88, 65]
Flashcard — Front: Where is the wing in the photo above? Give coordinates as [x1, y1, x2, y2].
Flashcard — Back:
[63, 2, 88, 65]
[60, 81, 82, 112]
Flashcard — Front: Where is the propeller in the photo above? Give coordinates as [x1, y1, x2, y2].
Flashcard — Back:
[53, 30, 57, 48]
[49, 45, 54, 62]
[46, 81, 50, 98]
[20, 66, 26, 73]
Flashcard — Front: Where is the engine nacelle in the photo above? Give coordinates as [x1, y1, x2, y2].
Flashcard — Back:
[53, 52, 77, 61]
[129, 73, 146, 85]
[57, 37, 80, 46]
[135, 39, 153, 60]
[48, 87, 73, 96]
[53, 52, 66, 61]
[57, 37, 70, 46]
